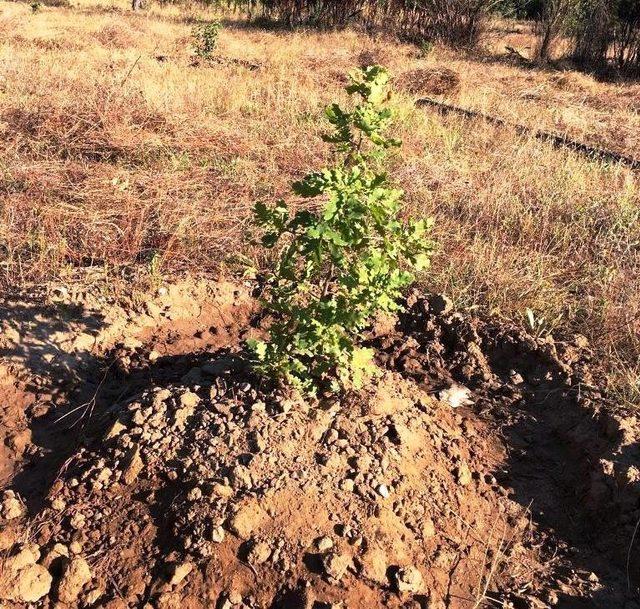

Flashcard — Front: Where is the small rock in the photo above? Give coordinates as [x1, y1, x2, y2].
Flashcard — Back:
[179, 391, 200, 409]
[455, 461, 473, 486]
[439, 384, 473, 409]
[339, 479, 355, 492]
[1, 563, 52, 602]
[51, 496, 66, 511]
[422, 517, 436, 539]
[376, 484, 390, 498]
[168, 562, 193, 586]
[122, 447, 144, 485]
[211, 483, 234, 498]
[228, 500, 268, 540]
[69, 541, 83, 554]
[210, 526, 225, 543]
[247, 540, 271, 565]
[1, 491, 26, 520]
[510, 371, 524, 385]
[96, 467, 112, 484]
[394, 566, 424, 593]
[314, 536, 334, 553]
[69, 512, 86, 530]
[85, 587, 103, 604]
[57, 557, 92, 603]
[322, 552, 351, 581]
[361, 547, 388, 584]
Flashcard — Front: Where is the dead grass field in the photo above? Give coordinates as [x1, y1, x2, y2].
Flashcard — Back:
[0, 0, 638, 402]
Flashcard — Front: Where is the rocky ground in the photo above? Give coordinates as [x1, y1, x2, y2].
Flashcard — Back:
[0, 279, 639, 608]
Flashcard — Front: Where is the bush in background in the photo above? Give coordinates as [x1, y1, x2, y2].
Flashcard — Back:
[225, 0, 494, 48]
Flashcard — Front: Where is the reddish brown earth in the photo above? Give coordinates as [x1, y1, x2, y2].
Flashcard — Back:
[0, 280, 638, 609]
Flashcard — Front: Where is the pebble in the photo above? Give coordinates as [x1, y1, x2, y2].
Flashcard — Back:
[211, 483, 234, 498]
[0, 490, 26, 520]
[168, 562, 193, 586]
[377, 484, 390, 498]
[247, 540, 271, 565]
[69, 512, 86, 530]
[314, 536, 334, 552]
[210, 526, 225, 543]
[455, 461, 473, 486]
[340, 478, 355, 492]
[51, 496, 66, 511]
[322, 552, 351, 581]
[422, 517, 436, 539]
[394, 566, 424, 593]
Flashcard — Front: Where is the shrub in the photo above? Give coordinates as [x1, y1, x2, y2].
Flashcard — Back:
[534, 0, 575, 61]
[249, 66, 434, 394]
[231, 0, 491, 47]
[570, 0, 640, 73]
[192, 20, 221, 59]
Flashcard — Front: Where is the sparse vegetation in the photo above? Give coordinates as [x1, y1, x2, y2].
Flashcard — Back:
[250, 66, 433, 393]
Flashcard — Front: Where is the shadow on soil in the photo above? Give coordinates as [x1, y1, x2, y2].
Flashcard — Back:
[481, 338, 639, 608]
[383, 297, 640, 608]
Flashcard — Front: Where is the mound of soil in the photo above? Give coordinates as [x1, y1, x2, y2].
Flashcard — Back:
[396, 68, 461, 97]
[0, 282, 639, 609]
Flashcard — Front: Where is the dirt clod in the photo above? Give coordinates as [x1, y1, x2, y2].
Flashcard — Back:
[0, 490, 26, 520]
[168, 562, 194, 587]
[323, 552, 352, 581]
[1, 563, 52, 603]
[57, 557, 92, 603]
[122, 447, 144, 485]
[394, 566, 424, 594]
[396, 67, 461, 97]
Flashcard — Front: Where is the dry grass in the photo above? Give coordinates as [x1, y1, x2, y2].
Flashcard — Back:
[0, 0, 638, 401]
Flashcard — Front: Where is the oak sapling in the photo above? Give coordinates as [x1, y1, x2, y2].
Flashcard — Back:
[192, 20, 221, 59]
[250, 65, 434, 394]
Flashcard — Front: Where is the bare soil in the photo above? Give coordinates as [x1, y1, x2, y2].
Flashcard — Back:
[0, 280, 638, 609]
